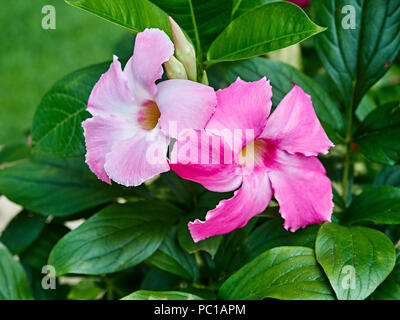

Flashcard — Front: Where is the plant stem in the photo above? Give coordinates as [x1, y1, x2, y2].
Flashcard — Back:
[342, 85, 356, 205]
[188, 0, 203, 75]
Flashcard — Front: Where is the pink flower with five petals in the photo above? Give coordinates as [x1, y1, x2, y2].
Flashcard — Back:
[170, 78, 334, 242]
[82, 29, 216, 187]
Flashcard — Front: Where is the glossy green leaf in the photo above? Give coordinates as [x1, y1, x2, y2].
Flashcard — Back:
[344, 186, 400, 225]
[316, 223, 396, 300]
[147, 228, 199, 281]
[240, 218, 319, 263]
[311, 0, 400, 107]
[67, 280, 105, 300]
[32, 62, 109, 157]
[208, 57, 344, 142]
[219, 246, 334, 300]
[122, 290, 203, 300]
[177, 212, 222, 258]
[151, 0, 233, 51]
[354, 102, 400, 165]
[371, 252, 400, 300]
[0, 211, 46, 254]
[233, 0, 277, 18]
[207, 2, 325, 65]
[49, 202, 179, 275]
[0, 157, 132, 216]
[0, 242, 33, 300]
[66, 0, 171, 35]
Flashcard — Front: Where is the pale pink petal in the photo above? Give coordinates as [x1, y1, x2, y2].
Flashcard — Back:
[104, 129, 170, 187]
[261, 85, 334, 156]
[169, 130, 242, 192]
[207, 77, 272, 152]
[188, 169, 272, 242]
[82, 116, 134, 184]
[87, 55, 136, 119]
[267, 149, 333, 232]
[124, 29, 174, 103]
[155, 79, 216, 136]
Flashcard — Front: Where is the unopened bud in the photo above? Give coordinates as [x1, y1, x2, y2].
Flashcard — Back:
[201, 70, 209, 85]
[169, 16, 197, 81]
[164, 55, 188, 79]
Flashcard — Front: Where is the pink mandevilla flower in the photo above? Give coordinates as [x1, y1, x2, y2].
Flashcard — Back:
[82, 28, 216, 186]
[170, 78, 334, 242]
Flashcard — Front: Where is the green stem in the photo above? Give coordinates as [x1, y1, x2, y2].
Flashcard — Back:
[188, 0, 203, 73]
[342, 139, 352, 204]
[342, 85, 356, 205]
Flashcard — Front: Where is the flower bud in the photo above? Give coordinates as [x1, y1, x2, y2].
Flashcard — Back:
[164, 55, 188, 79]
[169, 16, 197, 81]
[201, 70, 209, 86]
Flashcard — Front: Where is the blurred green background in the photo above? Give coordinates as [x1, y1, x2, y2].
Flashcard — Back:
[0, 0, 132, 145]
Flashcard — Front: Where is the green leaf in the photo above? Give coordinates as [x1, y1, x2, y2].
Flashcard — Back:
[315, 223, 396, 300]
[147, 228, 199, 281]
[177, 212, 222, 258]
[23, 264, 70, 300]
[141, 267, 183, 291]
[0, 156, 132, 216]
[344, 186, 400, 225]
[151, 0, 233, 51]
[208, 57, 344, 142]
[371, 253, 400, 300]
[122, 290, 203, 300]
[0, 242, 32, 299]
[20, 224, 69, 270]
[233, 0, 277, 18]
[354, 102, 400, 165]
[311, 0, 400, 107]
[32, 62, 110, 157]
[214, 217, 258, 276]
[49, 201, 179, 275]
[0, 211, 46, 254]
[374, 166, 400, 188]
[160, 171, 198, 205]
[67, 280, 105, 300]
[219, 246, 334, 300]
[356, 93, 378, 122]
[206, 2, 325, 65]
[0, 144, 30, 167]
[240, 218, 319, 263]
[66, 0, 171, 35]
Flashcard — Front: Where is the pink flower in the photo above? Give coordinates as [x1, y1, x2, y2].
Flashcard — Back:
[82, 29, 216, 186]
[170, 78, 334, 242]
[287, 0, 310, 7]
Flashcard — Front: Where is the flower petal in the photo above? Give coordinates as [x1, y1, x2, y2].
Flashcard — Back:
[207, 77, 272, 152]
[124, 29, 174, 103]
[287, 0, 310, 8]
[104, 129, 170, 187]
[169, 130, 242, 192]
[267, 149, 333, 232]
[87, 56, 136, 119]
[156, 79, 216, 136]
[261, 85, 334, 156]
[188, 169, 272, 242]
[82, 116, 134, 184]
